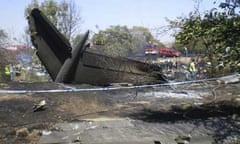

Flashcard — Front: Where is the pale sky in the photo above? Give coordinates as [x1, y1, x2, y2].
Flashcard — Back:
[0, 0, 217, 43]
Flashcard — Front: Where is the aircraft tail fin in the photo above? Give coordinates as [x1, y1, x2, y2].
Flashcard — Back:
[28, 8, 72, 80]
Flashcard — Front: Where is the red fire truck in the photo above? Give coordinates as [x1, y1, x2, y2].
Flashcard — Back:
[145, 44, 181, 57]
[159, 47, 181, 57]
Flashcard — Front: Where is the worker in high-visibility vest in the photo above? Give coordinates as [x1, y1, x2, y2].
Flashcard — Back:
[237, 62, 240, 71]
[189, 59, 196, 79]
[5, 64, 15, 81]
[5, 65, 10, 76]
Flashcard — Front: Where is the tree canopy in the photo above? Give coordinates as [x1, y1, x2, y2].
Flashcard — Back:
[25, 0, 82, 41]
[92, 26, 164, 57]
[92, 25, 134, 57]
[0, 28, 8, 48]
[168, 0, 240, 73]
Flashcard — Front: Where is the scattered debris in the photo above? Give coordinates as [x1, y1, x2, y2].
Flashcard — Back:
[109, 83, 133, 87]
[41, 130, 52, 136]
[33, 100, 46, 112]
[174, 134, 191, 144]
[15, 128, 29, 137]
[154, 140, 161, 144]
[72, 136, 82, 143]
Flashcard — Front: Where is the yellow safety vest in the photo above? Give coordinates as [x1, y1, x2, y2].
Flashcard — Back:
[5, 66, 10, 75]
[189, 62, 196, 72]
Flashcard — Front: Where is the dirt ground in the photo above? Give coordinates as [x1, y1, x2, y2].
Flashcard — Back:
[0, 81, 240, 143]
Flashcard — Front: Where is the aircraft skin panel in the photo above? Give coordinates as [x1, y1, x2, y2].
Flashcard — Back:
[34, 37, 62, 79]
[73, 51, 164, 85]
[74, 63, 160, 85]
[81, 52, 151, 75]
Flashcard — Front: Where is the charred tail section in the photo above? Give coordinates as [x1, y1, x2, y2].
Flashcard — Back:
[28, 8, 166, 85]
[55, 31, 90, 83]
[28, 8, 72, 80]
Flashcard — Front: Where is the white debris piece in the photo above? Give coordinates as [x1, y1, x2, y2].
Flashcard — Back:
[33, 100, 46, 112]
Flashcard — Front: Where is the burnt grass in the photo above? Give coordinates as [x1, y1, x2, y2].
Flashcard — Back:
[128, 99, 240, 122]
[0, 82, 240, 143]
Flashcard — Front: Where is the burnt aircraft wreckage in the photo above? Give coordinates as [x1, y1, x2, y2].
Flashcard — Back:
[28, 8, 166, 85]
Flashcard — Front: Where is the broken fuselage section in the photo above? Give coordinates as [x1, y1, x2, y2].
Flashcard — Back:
[28, 8, 166, 85]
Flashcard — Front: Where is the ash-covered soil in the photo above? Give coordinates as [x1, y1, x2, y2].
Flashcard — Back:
[0, 82, 240, 144]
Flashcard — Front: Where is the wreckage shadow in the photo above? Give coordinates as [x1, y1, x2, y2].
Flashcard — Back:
[127, 107, 240, 143]
[128, 106, 239, 122]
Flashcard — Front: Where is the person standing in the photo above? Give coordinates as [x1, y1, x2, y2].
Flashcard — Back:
[184, 47, 188, 56]
[5, 65, 10, 77]
[9, 64, 15, 81]
[189, 59, 196, 79]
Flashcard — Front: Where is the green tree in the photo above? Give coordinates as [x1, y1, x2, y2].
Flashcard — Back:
[92, 25, 134, 57]
[57, 0, 82, 40]
[92, 26, 164, 57]
[170, 1, 240, 74]
[130, 26, 164, 56]
[25, 0, 82, 41]
[0, 28, 7, 48]
[0, 28, 8, 81]
[218, 0, 240, 15]
[71, 34, 84, 48]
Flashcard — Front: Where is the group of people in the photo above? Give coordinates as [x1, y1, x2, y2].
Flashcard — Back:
[159, 57, 197, 80]
[3, 59, 197, 82]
